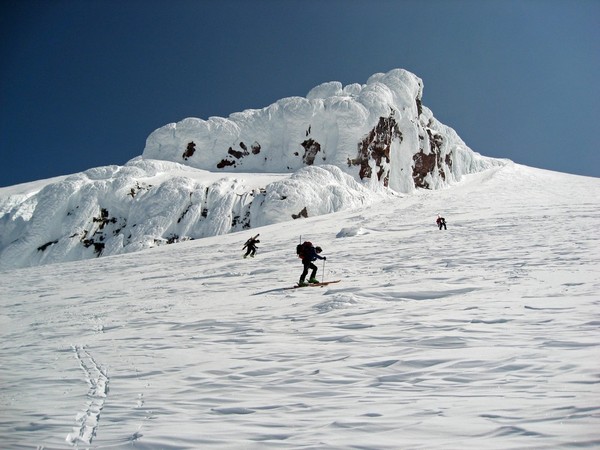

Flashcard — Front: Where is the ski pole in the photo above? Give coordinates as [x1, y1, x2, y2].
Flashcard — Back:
[322, 258, 326, 282]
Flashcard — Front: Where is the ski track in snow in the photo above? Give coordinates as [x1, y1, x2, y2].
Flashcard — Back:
[1, 164, 599, 449]
[65, 346, 109, 446]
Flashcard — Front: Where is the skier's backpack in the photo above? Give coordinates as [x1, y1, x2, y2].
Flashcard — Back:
[296, 241, 312, 259]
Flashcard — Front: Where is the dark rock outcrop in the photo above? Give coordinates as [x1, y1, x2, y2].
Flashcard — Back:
[348, 114, 402, 187]
[182, 141, 196, 160]
[301, 139, 321, 165]
[412, 128, 451, 189]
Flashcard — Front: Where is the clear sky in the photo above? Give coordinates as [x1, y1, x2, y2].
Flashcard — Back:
[1, 0, 598, 187]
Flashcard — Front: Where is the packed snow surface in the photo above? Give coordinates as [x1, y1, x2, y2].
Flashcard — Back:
[1, 163, 599, 449]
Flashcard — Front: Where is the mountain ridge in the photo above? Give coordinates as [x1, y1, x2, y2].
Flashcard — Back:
[0, 68, 504, 269]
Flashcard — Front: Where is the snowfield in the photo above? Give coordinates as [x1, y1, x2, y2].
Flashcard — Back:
[1, 163, 599, 449]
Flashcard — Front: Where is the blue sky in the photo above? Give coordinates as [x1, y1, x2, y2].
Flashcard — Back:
[1, 0, 598, 187]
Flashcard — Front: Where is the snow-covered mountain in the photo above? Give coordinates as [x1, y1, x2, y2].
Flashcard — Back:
[1, 163, 598, 449]
[1, 69, 503, 269]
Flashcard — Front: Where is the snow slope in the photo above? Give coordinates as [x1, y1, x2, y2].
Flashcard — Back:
[1, 163, 599, 449]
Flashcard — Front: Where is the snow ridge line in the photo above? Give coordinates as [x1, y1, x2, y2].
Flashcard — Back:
[66, 345, 109, 446]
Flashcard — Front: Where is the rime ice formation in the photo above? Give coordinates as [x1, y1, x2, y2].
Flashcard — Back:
[0, 69, 504, 269]
[144, 69, 497, 193]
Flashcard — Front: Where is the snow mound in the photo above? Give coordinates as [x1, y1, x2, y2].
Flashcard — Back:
[336, 226, 371, 238]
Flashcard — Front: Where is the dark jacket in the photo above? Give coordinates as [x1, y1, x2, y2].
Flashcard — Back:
[243, 238, 259, 249]
[303, 245, 325, 262]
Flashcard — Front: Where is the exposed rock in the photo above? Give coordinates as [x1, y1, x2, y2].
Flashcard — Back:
[349, 114, 402, 187]
[217, 159, 236, 169]
[412, 129, 449, 188]
[301, 139, 321, 165]
[128, 181, 152, 198]
[228, 147, 246, 159]
[182, 141, 196, 160]
[93, 208, 117, 230]
[292, 207, 308, 219]
[412, 150, 437, 188]
[215, 141, 261, 169]
[250, 142, 261, 155]
[82, 239, 105, 257]
[37, 240, 58, 252]
[416, 97, 423, 116]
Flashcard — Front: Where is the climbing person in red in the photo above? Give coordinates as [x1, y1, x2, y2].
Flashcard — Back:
[296, 241, 326, 286]
[436, 215, 447, 230]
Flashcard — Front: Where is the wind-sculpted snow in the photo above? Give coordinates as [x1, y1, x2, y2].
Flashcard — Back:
[0, 159, 385, 269]
[1, 164, 598, 449]
[143, 68, 502, 192]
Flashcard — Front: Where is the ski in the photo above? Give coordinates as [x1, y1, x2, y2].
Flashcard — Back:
[285, 280, 341, 289]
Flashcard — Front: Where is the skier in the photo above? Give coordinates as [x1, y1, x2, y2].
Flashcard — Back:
[436, 215, 447, 230]
[243, 235, 260, 258]
[297, 241, 326, 286]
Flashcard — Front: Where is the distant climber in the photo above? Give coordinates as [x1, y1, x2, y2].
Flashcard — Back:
[243, 234, 260, 258]
[296, 241, 326, 286]
[436, 215, 447, 230]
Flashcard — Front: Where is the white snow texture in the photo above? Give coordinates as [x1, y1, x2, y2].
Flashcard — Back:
[1, 163, 599, 449]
